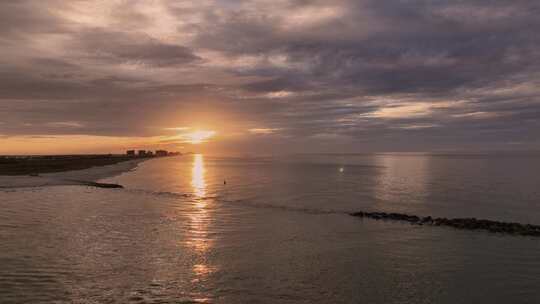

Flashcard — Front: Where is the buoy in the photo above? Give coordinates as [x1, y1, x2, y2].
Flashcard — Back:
[224, 180, 227, 185]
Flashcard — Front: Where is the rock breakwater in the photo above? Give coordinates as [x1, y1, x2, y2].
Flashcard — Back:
[350, 211, 540, 237]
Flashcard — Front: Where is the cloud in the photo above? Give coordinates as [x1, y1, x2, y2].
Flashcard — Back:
[163, 127, 191, 131]
[393, 124, 440, 130]
[249, 128, 282, 135]
[162, 130, 217, 145]
[1, 0, 540, 153]
[72, 29, 201, 67]
[46, 121, 84, 128]
[452, 112, 506, 119]
[264, 91, 295, 99]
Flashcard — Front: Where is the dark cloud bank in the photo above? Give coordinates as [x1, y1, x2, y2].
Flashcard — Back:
[1, 0, 540, 153]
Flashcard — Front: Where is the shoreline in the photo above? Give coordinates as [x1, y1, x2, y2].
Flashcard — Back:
[0, 158, 148, 189]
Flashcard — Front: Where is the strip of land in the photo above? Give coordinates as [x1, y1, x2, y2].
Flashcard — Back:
[0, 155, 150, 188]
[0, 155, 148, 175]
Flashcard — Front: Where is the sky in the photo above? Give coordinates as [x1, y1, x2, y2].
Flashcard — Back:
[1, 0, 539, 155]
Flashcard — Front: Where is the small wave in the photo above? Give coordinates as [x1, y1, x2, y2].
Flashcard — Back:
[125, 188, 192, 198]
[124, 188, 221, 201]
[222, 199, 349, 215]
[122, 187, 348, 215]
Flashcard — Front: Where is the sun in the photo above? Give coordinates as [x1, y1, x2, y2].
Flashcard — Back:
[184, 130, 216, 144]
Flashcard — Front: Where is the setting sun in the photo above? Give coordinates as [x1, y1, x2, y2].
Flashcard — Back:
[184, 130, 216, 144]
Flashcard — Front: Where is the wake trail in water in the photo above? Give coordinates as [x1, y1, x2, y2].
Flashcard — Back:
[123, 188, 350, 216]
[122, 187, 540, 237]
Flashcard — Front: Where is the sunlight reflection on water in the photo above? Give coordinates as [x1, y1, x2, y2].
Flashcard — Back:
[191, 154, 206, 199]
[187, 154, 216, 285]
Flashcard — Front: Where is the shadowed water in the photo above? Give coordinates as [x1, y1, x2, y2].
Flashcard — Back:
[1, 153, 540, 303]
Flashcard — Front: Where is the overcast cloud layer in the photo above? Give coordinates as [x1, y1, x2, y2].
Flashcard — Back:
[1, 0, 540, 153]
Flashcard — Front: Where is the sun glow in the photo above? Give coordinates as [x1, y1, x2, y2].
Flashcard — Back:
[184, 130, 216, 144]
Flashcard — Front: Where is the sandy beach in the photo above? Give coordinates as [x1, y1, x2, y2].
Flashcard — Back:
[0, 159, 146, 189]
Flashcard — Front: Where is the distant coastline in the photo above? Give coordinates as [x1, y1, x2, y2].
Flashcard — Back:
[1, 155, 137, 176]
[0, 154, 160, 189]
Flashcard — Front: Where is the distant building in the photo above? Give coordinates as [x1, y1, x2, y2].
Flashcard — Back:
[126, 150, 135, 156]
[155, 150, 168, 157]
[138, 150, 147, 156]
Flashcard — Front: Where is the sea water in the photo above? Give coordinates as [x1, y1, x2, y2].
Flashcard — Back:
[1, 154, 540, 303]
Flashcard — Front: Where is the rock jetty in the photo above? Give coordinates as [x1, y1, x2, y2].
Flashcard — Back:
[72, 180, 124, 189]
[350, 211, 540, 237]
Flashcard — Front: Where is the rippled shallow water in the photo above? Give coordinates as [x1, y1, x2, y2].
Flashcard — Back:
[1, 154, 540, 303]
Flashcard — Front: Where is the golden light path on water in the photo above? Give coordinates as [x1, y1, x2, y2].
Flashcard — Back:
[191, 154, 206, 199]
[187, 154, 214, 290]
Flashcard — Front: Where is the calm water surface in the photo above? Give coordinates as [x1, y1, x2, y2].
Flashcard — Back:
[1, 154, 540, 303]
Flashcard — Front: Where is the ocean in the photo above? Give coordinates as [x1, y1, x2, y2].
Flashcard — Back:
[1, 153, 540, 303]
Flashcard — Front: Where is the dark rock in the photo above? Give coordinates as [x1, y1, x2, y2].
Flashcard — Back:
[349, 210, 540, 237]
[93, 182, 124, 189]
[81, 181, 124, 189]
